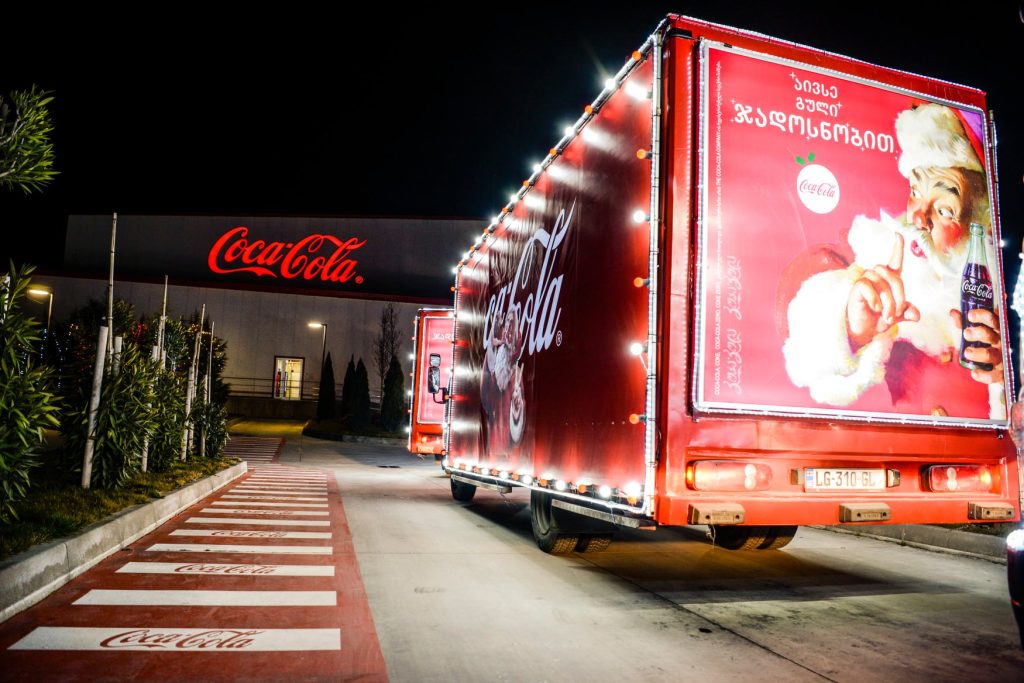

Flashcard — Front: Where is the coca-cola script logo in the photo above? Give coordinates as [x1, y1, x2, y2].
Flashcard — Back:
[100, 629, 262, 650]
[483, 202, 573, 360]
[962, 280, 994, 300]
[176, 563, 277, 574]
[208, 226, 366, 284]
[796, 164, 840, 214]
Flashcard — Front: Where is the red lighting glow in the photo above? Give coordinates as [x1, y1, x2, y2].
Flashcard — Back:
[687, 461, 772, 492]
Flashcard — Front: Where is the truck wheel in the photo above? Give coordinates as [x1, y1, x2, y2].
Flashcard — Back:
[530, 491, 579, 554]
[575, 534, 613, 553]
[758, 525, 797, 550]
[709, 525, 770, 551]
[450, 477, 477, 502]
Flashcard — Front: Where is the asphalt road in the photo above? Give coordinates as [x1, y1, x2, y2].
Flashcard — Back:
[286, 432, 1024, 683]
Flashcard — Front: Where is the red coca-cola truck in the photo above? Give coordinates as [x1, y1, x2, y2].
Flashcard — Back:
[408, 308, 454, 457]
[442, 15, 1021, 553]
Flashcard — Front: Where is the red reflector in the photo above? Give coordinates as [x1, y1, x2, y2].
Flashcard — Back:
[688, 461, 772, 492]
[926, 465, 993, 493]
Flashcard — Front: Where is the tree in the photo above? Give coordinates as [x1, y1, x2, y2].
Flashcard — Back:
[350, 358, 371, 430]
[380, 355, 405, 432]
[340, 355, 356, 418]
[316, 351, 336, 422]
[0, 86, 57, 193]
[371, 303, 402, 410]
[0, 264, 59, 520]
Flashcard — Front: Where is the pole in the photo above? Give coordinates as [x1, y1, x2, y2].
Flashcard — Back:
[182, 304, 205, 460]
[106, 213, 117, 360]
[41, 291, 52, 363]
[155, 275, 168, 367]
[82, 326, 109, 489]
[320, 324, 327, 376]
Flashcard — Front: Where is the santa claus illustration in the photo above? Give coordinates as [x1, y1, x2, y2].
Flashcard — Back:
[781, 103, 1005, 419]
[480, 304, 526, 456]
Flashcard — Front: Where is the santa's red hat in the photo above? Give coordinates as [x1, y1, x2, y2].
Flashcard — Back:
[895, 103, 985, 178]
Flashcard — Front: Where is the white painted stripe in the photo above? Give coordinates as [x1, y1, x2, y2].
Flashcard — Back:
[146, 543, 332, 554]
[248, 474, 324, 478]
[246, 476, 325, 480]
[9, 626, 340, 651]
[209, 501, 327, 508]
[116, 562, 335, 577]
[74, 589, 336, 607]
[228, 490, 327, 495]
[199, 508, 329, 516]
[232, 486, 327, 491]
[186, 517, 330, 527]
[170, 529, 332, 539]
[221, 495, 327, 501]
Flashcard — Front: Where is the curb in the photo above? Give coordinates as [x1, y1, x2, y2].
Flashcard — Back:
[815, 524, 1009, 563]
[0, 461, 248, 623]
[301, 428, 405, 447]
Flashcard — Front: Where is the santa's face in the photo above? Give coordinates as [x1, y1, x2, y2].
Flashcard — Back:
[906, 166, 970, 256]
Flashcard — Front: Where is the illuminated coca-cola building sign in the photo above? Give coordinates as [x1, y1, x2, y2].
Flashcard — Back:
[64, 214, 483, 303]
[207, 226, 366, 284]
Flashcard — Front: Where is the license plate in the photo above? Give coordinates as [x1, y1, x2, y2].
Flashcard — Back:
[804, 468, 885, 491]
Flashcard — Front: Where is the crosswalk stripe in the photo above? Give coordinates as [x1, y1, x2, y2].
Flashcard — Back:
[185, 517, 331, 527]
[221, 497, 327, 501]
[116, 562, 336, 577]
[209, 501, 328, 508]
[146, 543, 332, 554]
[199, 508, 330, 516]
[73, 590, 337, 607]
[9, 626, 341, 651]
[169, 529, 332, 539]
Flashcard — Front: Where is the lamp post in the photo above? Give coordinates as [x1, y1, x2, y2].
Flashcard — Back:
[308, 321, 327, 377]
[27, 287, 53, 361]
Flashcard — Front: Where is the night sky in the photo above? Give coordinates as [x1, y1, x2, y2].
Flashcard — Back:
[2, 3, 1022, 272]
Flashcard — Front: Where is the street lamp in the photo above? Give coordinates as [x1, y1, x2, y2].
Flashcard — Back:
[308, 321, 327, 376]
[27, 287, 53, 361]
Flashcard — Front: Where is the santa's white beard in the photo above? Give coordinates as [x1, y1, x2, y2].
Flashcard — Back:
[892, 223, 967, 357]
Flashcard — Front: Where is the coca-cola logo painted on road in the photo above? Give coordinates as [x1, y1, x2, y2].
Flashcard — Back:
[208, 226, 366, 284]
[100, 629, 262, 650]
[175, 563, 278, 574]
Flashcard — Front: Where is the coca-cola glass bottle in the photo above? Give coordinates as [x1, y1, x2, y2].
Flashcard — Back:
[959, 222, 995, 371]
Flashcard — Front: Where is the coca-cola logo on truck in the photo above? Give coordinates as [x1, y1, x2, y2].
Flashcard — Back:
[479, 202, 573, 452]
[961, 280, 993, 300]
[207, 226, 366, 284]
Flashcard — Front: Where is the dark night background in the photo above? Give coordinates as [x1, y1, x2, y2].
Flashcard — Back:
[2, 3, 1021, 284]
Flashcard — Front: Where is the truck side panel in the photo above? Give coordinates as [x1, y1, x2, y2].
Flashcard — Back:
[448, 60, 655, 494]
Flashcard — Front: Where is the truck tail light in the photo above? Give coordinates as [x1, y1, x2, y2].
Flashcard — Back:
[925, 465, 993, 493]
[687, 461, 772, 492]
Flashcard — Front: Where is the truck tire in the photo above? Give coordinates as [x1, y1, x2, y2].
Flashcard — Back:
[709, 525, 770, 551]
[575, 534, 613, 553]
[450, 477, 477, 502]
[530, 491, 579, 554]
[758, 525, 797, 550]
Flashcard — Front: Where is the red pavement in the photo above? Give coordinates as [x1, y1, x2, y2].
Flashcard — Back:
[0, 438, 387, 682]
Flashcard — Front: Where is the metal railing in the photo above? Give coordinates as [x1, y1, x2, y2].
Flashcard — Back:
[223, 376, 381, 405]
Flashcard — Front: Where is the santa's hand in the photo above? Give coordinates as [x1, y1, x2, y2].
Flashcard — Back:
[950, 308, 1003, 383]
[847, 234, 920, 349]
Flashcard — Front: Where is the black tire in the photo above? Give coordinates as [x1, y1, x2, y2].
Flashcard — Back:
[450, 477, 477, 502]
[709, 525, 771, 551]
[758, 525, 798, 550]
[530, 490, 579, 554]
[575, 534, 613, 553]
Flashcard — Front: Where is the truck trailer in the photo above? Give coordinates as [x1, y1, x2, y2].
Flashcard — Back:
[442, 15, 1020, 553]
[408, 307, 454, 457]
